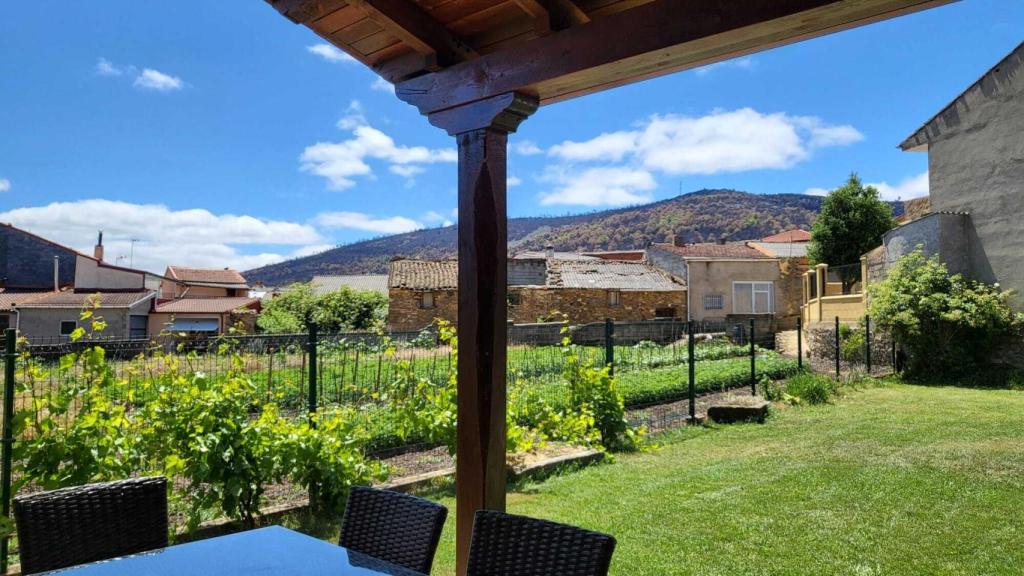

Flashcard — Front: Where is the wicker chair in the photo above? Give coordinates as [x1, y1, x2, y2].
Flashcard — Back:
[339, 486, 448, 574]
[14, 477, 169, 575]
[466, 510, 616, 576]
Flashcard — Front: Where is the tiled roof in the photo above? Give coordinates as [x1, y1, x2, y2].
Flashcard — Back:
[513, 251, 600, 261]
[548, 261, 685, 291]
[155, 297, 260, 314]
[0, 290, 49, 311]
[761, 229, 811, 243]
[581, 250, 646, 261]
[388, 259, 458, 291]
[311, 275, 389, 295]
[15, 291, 155, 309]
[167, 266, 249, 286]
[748, 242, 809, 258]
[654, 243, 772, 259]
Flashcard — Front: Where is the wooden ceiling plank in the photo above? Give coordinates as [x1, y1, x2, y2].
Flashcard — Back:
[353, 29, 403, 53]
[270, 0, 350, 23]
[395, 0, 952, 114]
[310, 4, 365, 33]
[512, 0, 553, 34]
[330, 17, 384, 45]
[347, 0, 479, 65]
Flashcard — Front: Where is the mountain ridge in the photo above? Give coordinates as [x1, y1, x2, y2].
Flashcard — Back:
[246, 189, 902, 286]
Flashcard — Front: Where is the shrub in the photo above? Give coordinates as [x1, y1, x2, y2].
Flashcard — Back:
[839, 329, 866, 363]
[783, 373, 836, 405]
[868, 248, 1022, 379]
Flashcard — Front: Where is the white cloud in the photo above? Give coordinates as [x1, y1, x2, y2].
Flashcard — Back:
[513, 140, 543, 156]
[95, 58, 125, 77]
[290, 244, 335, 258]
[370, 77, 394, 93]
[0, 179, 9, 193]
[507, 176, 522, 187]
[869, 171, 929, 201]
[133, 68, 183, 92]
[549, 132, 637, 163]
[695, 57, 757, 77]
[300, 101, 457, 189]
[315, 211, 422, 234]
[548, 108, 862, 176]
[422, 210, 454, 227]
[804, 187, 831, 197]
[539, 167, 656, 207]
[0, 200, 324, 273]
[307, 43, 356, 64]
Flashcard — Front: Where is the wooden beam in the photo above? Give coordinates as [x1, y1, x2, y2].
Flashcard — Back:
[427, 92, 537, 576]
[269, 0, 349, 24]
[512, 0, 552, 34]
[346, 0, 479, 66]
[395, 0, 952, 114]
[514, 0, 589, 32]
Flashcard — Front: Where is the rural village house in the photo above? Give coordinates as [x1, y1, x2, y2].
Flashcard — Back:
[149, 267, 260, 335]
[386, 256, 687, 331]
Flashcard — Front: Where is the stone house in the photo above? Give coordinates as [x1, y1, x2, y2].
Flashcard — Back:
[646, 240, 782, 331]
[387, 259, 459, 331]
[386, 257, 686, 331]
[892, 41, 1024, 309]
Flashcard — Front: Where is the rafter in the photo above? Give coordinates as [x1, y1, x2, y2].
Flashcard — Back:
[347, 0, 478, 66]
[396, 0, 952, 114]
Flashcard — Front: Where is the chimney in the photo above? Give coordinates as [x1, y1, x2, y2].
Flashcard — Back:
[93, 230, 104, 261]
[54, 256, 60, 292]
[673, 234, 686, 247]
[544, 245, 554, 259]
[717, 235, 728, 245]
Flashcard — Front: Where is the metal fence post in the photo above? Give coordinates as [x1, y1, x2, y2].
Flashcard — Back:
[687, 320, 695, 422]
[307, 323, 318, 425]
[796, 317, 803, 370]
[604, 318, 614, 376]
[1, 329, 17, 574]
[749, 319, 756, 396]
[834, 316, 841, 378]
[865, 315, 872, 375]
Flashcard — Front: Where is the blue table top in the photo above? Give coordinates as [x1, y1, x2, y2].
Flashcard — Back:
[44, 526, 426, 576]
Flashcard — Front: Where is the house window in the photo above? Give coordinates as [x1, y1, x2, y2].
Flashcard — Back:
[703, 294, 724, 310]
[607, 290, 621, 307]
[419, 292, 436, 309]
[732, 282, 774, 315]
[60, 321, 77, 336]
[507, 291, 522, 306]
[0, 315, 9, 331]
[129, 315, 148, 340]
[655, 306, 677, 318]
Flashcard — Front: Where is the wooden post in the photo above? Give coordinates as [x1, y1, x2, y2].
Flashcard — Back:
[427, 92, 538, 576]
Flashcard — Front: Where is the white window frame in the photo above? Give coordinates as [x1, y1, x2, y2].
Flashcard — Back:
[732, 281, 775, 315]
[703, 294, 724, 310]
[419, 291, 436, 310]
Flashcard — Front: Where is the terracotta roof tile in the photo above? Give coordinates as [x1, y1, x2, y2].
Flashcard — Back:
[760, 229, 811, 243]
[14, 291, 155, 309]
[154, 297, 260, 314]
[0, 290, 49, 311]
[167, 266, 249, 286]
[654, 243, 772, 259]
[311, 275, 389, 295]
[388, 259, 458, 290]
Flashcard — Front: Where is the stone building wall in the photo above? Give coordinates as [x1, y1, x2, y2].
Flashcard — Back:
[387, 288, 458, 331]
[508, 287, 686, 325]
[775, 257, 808, 330]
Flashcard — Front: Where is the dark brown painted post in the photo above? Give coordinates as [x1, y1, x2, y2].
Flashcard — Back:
[427, 92, 538, 576]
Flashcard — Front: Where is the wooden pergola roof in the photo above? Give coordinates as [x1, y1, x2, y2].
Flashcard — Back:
[270, 0, 951, 114]
[261, 1, 954, 573]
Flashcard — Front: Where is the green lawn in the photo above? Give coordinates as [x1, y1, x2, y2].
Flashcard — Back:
[425, 384, 1024, 575]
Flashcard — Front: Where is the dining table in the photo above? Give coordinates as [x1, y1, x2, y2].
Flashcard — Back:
[40, 525, 427, 576]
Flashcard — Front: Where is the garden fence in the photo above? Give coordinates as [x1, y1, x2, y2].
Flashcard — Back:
[0, 318, 795, 570]
[801, 315, 898, 378]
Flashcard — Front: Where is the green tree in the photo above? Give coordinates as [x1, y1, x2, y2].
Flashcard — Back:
[809, 174, 895, 292]
[256, 283, 388, 333]
[868, 248, 1021, 378]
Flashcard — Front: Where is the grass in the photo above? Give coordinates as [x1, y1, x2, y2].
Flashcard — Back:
[414, 383, 1024, 575]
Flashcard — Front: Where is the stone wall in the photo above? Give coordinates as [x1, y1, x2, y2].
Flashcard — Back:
[387, 288, 458, 331]
[775, 257, 808, 330]
[508, 287, 686, 325]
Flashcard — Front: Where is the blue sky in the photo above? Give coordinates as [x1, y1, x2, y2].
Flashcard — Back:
[1, 1, 1021, 272]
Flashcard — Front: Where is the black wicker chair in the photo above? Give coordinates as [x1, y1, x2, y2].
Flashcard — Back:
[466, 510, 616, 576]
[14, 477, 169, 575]
[339, 486, 448, 574]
